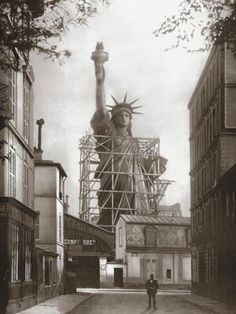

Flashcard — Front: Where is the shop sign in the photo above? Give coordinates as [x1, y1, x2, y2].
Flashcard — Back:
[65, 239, 96, 246]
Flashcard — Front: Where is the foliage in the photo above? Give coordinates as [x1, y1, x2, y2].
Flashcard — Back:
[153, 0, 236, 52]
[0, 0, 110, 70]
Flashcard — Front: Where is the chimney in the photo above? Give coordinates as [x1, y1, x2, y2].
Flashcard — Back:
[34, 118, 45, 160]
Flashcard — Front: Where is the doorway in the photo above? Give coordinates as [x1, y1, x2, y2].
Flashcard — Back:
[114, 268, 123, 287]
[66, 256, 100, 292]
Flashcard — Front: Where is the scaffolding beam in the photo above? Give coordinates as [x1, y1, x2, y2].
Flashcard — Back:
[79, 133, 173, 231]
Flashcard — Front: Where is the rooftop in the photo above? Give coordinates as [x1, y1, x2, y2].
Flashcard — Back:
[35, 160, 67, 177]
[120, 214, 190, 225]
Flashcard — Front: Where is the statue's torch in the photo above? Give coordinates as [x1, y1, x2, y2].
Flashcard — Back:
[91, 42, 109, 65]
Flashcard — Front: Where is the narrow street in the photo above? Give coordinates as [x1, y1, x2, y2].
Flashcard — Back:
[71, 292, 213, 314]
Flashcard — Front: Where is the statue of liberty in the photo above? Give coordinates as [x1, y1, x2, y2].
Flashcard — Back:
[90, 43, 167, 228]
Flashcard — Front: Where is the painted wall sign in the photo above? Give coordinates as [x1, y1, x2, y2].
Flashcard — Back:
[65, 239, 96, 246]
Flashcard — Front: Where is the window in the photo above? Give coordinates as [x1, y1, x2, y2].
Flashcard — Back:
[59, 215, 62, 242]
[9, 147, 16, 197]
[210, 114, 213, 142]
[196, 98, 199, 120]
[199, 170, 202, 199]
[196, 135, 200, 162]
[52, 258, 57, 284]
[202, 167, 206, 195]
[196, 173, 199, 200]
[198, 252, 205, 282]
[25, 229, 32, 281]
[35, 213, 39, 240]
[23, 161, 29, 205]
[212, 64, 216, 90]
[8, 69, 17, 122]
[44, 256, 53, 286]
[119, 227, 122, 247]
[166, 269, 172, 279]
[212, 153, 216, 185]
[11, 223, 20, 282]
[212, 108, 217, 136]
[232, 191, 236, 223]
[58, 173, 63, 201]
[203, 123, 206, 152]
[211, 247, 217, 282]
[145, 227, 156, 247]
[206, 118, 210, 147]
[23, 78, 30, 141]
[201, 88, 205, 110]
[206, 77, 210, 100]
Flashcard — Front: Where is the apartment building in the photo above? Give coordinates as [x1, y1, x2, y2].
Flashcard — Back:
[189, 42, 236, 302]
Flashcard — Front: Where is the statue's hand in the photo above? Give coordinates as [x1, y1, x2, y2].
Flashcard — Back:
[95, 64, 105, 83]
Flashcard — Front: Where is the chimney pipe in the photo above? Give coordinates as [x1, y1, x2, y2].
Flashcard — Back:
[34, 118, 45, 160]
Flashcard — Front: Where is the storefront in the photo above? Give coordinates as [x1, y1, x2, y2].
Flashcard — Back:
[64, 213, 114, 292]
[0, 197, 37, 313]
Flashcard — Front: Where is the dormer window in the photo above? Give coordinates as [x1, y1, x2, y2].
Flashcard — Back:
[145, 226, 157, 247]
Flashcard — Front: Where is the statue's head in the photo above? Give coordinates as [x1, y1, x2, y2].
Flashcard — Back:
[109, 93, 142, 134]
[112, 107, 131, 128]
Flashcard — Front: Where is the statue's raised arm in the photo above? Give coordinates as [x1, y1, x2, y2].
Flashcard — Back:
[91, 42, 109, 117]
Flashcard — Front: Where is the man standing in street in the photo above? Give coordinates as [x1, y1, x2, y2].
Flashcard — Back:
[145, 273, 159, 309]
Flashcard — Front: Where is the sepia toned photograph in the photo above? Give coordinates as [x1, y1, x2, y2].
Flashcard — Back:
[0, 0, 236, 313]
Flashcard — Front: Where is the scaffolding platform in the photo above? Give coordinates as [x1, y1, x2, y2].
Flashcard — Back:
[79, 133, 172, 231]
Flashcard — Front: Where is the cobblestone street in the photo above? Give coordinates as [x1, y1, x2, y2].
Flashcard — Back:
[71, 292, 215, 314]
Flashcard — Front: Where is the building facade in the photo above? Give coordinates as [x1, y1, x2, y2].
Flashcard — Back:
[64, 213, 114, 292]
[115, 215, 191, 289]
[34, 159, 67, 302]
[189, 42, 236, 302]
[153, 203, 182, 217]
[0, 42, 37, 313]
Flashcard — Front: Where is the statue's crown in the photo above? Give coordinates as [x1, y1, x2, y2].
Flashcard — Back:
[107, 93, 143, 118]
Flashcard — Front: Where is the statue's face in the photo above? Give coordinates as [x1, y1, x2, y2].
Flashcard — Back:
[114, 110, 131, 128]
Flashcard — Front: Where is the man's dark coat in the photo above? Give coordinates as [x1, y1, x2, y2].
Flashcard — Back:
[145, 279, 159, 295]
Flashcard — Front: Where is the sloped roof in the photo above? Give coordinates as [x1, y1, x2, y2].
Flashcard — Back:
[120, 214, 190, 226]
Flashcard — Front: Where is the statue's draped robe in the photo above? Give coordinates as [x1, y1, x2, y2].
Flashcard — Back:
[91, 110, 150, 226]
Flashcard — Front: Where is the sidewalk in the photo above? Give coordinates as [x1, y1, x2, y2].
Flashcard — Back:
[174, 293, 236, 314]
[18, 293, 92, 314]
[76, 288, 191, 295]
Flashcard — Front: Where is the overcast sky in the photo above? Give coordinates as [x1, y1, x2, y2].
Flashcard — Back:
[31, 0, 209, 217]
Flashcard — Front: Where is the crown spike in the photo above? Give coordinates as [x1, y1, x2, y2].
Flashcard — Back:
[132, 106, 143, 110]
[129, 98, 139, 106]
[123, 92, 128, 103]
[111, 95, 119, 105]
